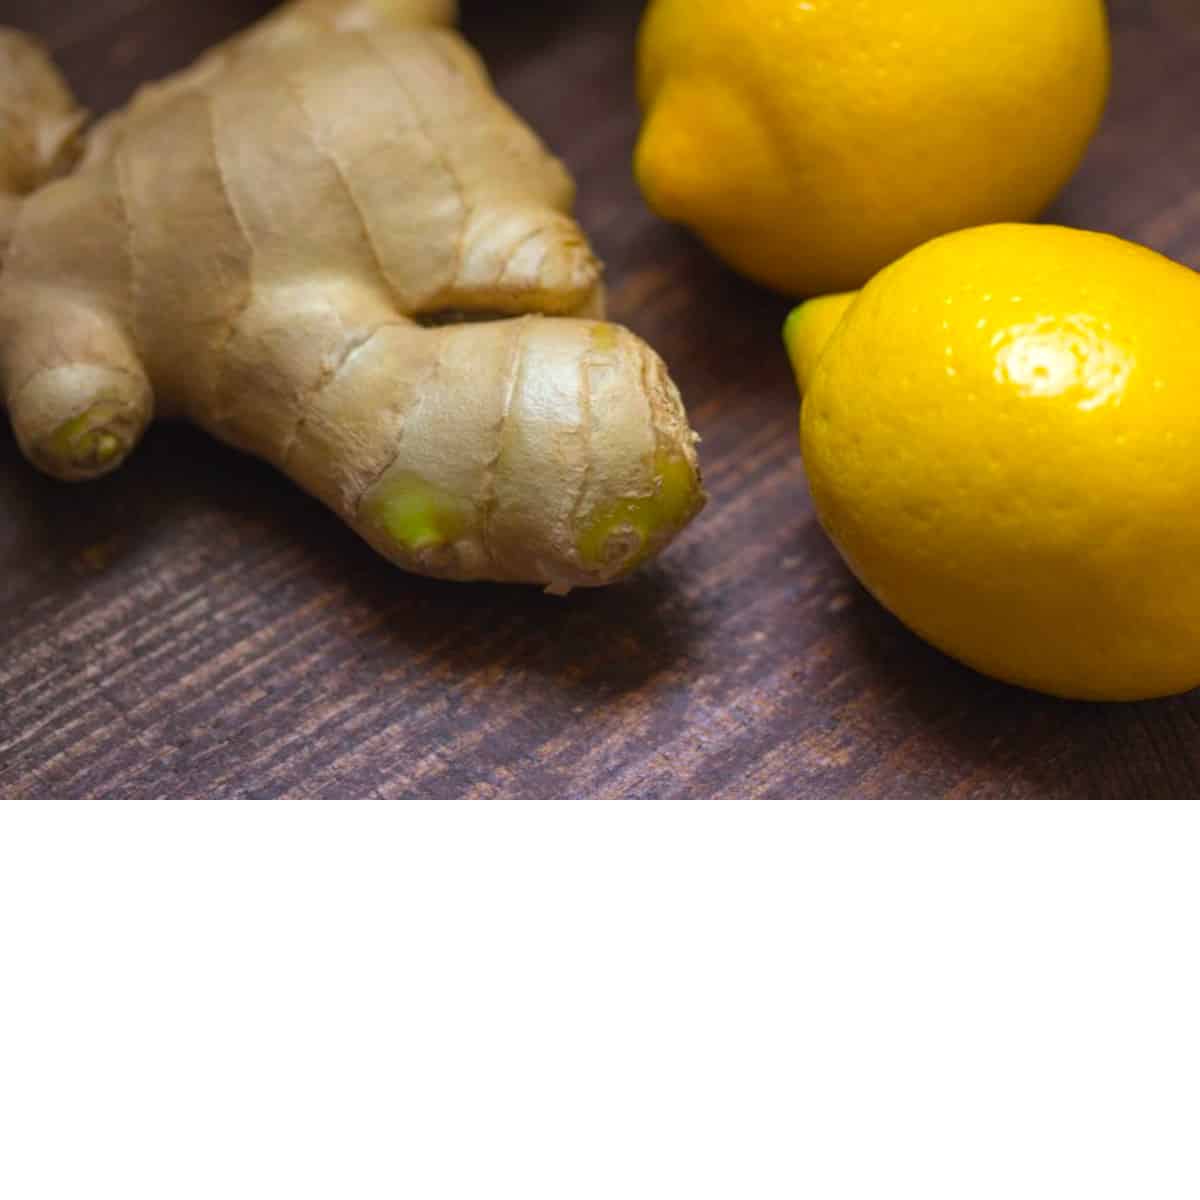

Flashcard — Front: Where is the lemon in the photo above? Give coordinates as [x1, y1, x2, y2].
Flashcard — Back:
[636, 0, 1110, 296]
[787, 223, 1200, 702]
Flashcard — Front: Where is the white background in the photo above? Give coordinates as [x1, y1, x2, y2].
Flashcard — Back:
[1, 801, 1197, 1199]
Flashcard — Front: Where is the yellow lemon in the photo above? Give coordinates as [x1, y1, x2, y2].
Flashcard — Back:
[787, 224, 1200, 702]
[636, 0, 1110, 296]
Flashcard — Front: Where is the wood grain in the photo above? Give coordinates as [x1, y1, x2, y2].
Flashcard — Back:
[3, 0, 1200, 799]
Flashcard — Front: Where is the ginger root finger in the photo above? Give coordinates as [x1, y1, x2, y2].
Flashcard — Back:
[4, 298, 153, 481]
[329, 318, 700, 591]
[0, 30, 85, 255]
[184, 287, 702, 591]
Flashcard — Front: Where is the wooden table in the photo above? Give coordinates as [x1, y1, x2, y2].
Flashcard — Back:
[3, 0, 1199, 799]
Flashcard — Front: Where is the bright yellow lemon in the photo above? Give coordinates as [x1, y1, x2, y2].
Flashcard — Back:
[788, 224, 1200, 702]
[636, 0, 1110, 296]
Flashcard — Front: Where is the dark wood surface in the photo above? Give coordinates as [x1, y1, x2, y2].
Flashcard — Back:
[3, 0, 1200, 799]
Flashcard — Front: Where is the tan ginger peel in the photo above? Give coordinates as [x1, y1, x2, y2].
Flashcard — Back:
[0, 0, 704, 593]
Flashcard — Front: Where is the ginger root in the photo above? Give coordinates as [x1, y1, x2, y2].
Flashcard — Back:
[0, 0, 704, 593]
[0, 28, 86, 252]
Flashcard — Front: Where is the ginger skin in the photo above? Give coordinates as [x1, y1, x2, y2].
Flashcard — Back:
[0, 0, 704, 592]
[0, 29, 86, 254]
